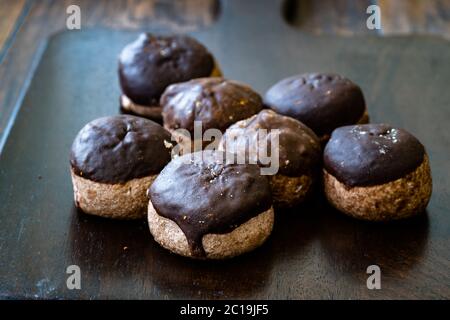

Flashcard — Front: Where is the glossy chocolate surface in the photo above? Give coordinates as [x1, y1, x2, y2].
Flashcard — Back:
[119, 33, 215, 106]
[221, 110, 321, 176]
[148, 150, 272, 257]
[161, 78, 263, 135]
[324, 124, 426, 187]
[264, 73, 366, 136]
[70, 115, 172, 183]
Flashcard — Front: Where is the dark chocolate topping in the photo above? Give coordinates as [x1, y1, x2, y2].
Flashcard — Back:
[70, 115, 172, 183]
[161, 78, 264, 135]
[264, 73, 366, 136]
[324, 124, 426, 187]
[119, 33, 215, 106]
[221, 110, 321, 176]
[148, 150, 272, 257]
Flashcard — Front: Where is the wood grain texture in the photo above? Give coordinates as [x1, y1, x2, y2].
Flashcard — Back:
[0, 0, 218, 145]
[379, 0, 450, 36]
[0, 0, 449, 299]
[0, 0, 26, 53]
[284, 0, 450, 38]
[284, 0, 376, 35]
[1, 0, 450, 141]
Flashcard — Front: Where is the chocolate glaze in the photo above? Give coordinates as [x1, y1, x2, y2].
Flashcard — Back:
[161, 78, 263, 135]
[148, 150, 272, 257]
[221, 110, 321, 177]
[324, 124, 426, 187]
[264, 73, 366, 136]
[70, 115, 172, 183]
[119, 33, 215, 107]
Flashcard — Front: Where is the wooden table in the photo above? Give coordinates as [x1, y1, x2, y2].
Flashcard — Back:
[1, 0, 449, 138]
[0, 0, 449, 300]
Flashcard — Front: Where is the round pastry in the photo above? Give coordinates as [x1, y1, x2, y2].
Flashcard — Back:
[323, 124, 432, 221]
[119, 33, 221, 122]
[219, 109, 321, 208]
[161, 77, 264, 154]
[147, 150, 274, 259]
[70, 115, 173, 219]
[264, 73, 369, 143]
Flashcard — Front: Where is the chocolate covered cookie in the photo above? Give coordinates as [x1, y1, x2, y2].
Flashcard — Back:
[323, 124, 432, 221]
[147, 150, 274, 259]
[264, 73, 369, 143]
[219, 110, 321, 208]
[70, 115, 173, 219]
[161, 77, 264, 153]
[119, 33, 221, 121]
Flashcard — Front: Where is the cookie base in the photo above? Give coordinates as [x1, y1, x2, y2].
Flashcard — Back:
[120, 95, 163, 122]
[71, 170, 156, 219]
[323, 156, 432, 221]
[147, 200, 274, 259]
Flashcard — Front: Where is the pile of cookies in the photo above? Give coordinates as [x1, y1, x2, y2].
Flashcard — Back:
[70, 33, 432, 259]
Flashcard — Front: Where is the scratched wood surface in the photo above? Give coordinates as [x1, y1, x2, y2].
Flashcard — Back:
[0, 0, 449, 300]
[1, 0, 450, 140]
[0, 0, 218, 143]
[284, 0, 450, 37]
[0, 0, 26, 52]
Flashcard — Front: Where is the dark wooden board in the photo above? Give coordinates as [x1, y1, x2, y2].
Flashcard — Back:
[0, 0, 449, 299]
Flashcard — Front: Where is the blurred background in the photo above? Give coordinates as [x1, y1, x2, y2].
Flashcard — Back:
[0, 0, 449, 136]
